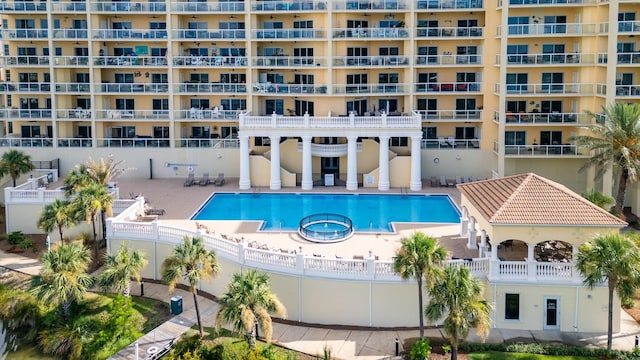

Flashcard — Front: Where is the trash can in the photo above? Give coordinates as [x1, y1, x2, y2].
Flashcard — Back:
[170, 296, 183, 315]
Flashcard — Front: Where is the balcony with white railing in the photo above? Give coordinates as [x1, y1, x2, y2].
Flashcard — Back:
[175, 83, 247, 94]
[295, 143, 363, 157]
[176, 109, 241, 121]
[254, 56, 327, 67]
[416, 54, 483, 66]
[95, 56, 169, 67]
[49, 1, 88, 12]
[254, 29, 327, 40]
[252, 0, 327, 11]
[497, 83, 595, 96]
[615, 85, 640, 97]
[52, 29, 88, 40]
[0, 108, 52, 119]
[0, 29, 49, 40]
[415, 82, 481, 93]
[333, 83, 408, 94]
[174, 56, 247, 67]
[252, 83, 328, 94]
[240, 112, 421, 130]
[498, 53, 597, 66]
[54, 56, 90, 66]
[333, 56, 410, 67]
[497, 111, 592, 125]
[617, 53, 640, 66]
[172, 1, 244, 12]
[173, 29, 245, 40]
[93, 1, 168, 12]
[96, 83, 169, 94]
[0, 82, 51, 93]
[55, 83, 91, 93]
[96, 138, 172, 148]
[332, 0, 409, 10]
[416, 0, 484, 10]
[174, 138, 240, 149]
[498, 23, 598, 37]
[94, 110, 171, 121]
[619, 21, 640, 34]
[0, 0, 48, 12]
[92, 29, 169, 40]
[422, 138, 481, 149]
[333, 27, 410, 39]
[417, 109, 483, 121]
[499, 0, 595, 6]
[498, 143, 588, 157]
[416, 26, 483, 38]
[0, 137, 54, 148]
[1, 56, 50, 66]
[57, 138, 92, 148]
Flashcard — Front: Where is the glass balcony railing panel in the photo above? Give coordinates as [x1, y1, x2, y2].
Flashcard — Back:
[174, 138, 238, 148]
[52, 29, 88, 39]
[93, 1, 167, 12]
[503, 53, 596, 65]
[0, 108, 52, 119]
[415, 82, 481, 92]
[251, 83, 328, 94]
[253, 29, 326, 39]
[1, 56, 50, 66]
[1, 29, 49, 39]
[1, 0, 47, 11]
[502, 83, 594, 95]
[174, 83, 248, 93]
[417, 110, 483, 121]
[57, 138, 92, 148]
[332, 0, 409, 10]
[94, 56, 169, 67]
[254, 56, 325, 67]
[252, 0, 327, 11]
[54, 56, 89, 66]
[507, 0, 595, 5]
[96, 83, 170, 93]
[55, 83, 91, 93]
[415, 27, 483, 38]
[619, 21, 640, 33]
[615, 85, 640, 96]
[333, 56, 410, 66]
[422, 138, 481, 149]
[173, 29, 246, 40]
[416, 54, 482, 65]
[174, 56, 247, 67]
[333, 27, 410, 39]
[504, 144, 583, 156]
[416, 0, 483, 10]
[0, 82, 50, 93]
[94, 110, 171, 120]
[56, 109, 92, 119]
[333, 84, 408, 94]
[176, 109, 242, 120]
[503, 111, 589, 124]
[92, 29, 168, 40]
[502, 23, 596, 36]
[617, 52, 640, 65]
[173, 1, 244, 12]
[50, 1, 87, 12]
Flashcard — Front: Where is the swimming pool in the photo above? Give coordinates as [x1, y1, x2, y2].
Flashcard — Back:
[192, 193, 460, 232]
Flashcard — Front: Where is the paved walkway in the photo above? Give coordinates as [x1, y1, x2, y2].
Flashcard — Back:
[3, 250, 640, 359]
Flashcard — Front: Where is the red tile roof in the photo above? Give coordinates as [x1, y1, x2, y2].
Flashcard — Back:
[457, 173, 627, 226]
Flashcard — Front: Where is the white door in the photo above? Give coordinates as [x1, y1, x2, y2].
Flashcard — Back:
[543, 296, 560, 330]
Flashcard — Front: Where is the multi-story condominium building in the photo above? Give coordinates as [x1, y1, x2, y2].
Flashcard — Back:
[0, 0, 639, 207]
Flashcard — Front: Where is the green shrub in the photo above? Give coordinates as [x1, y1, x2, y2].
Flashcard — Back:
[8, 231, 26, 245]
[442, 344, 451, 354]
[459, 342, 640, 359]
[410, 338, 431, 360]
[19, 238, 34, 249]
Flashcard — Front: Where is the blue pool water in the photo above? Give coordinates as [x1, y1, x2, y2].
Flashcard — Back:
[192, 193, 460, 232]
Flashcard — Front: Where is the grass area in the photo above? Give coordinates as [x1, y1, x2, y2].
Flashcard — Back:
[7, 347, 56, 360]
[468, 352, 600, 360]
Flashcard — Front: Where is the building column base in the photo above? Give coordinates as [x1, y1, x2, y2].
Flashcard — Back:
[301, 181, 313, 190]
[346, 181, 358, 191]
[239, 180, 251, 190]
[270, 182, 281, 191]
[410, 181, 422, 191]
[378, 181, 390, 191]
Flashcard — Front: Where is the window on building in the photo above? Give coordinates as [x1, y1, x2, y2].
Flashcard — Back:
[265, 99, 284, 115]
[506, 73, 528, 92]
[115, 73, 134, 83]
[505, 131, 526, 145]
[542, 72, 564, 92]
[506, 44, 528, 64]
[295, 74, 314, 84]
[505, 293, 520, 320]
[191, 126, 210, 138]
[346, 73, 368, 93]
[190, 73, 209, 83]
[190, 98, 209, 109]
[220, 73, 246, 83]
[151, 47, 167, 57]
[76, 73, 89, 83]
[379, 47, 399, 56]
[541, 100, 562, 113]
[254, 137, 271, 146]
[417, 98, 437, 116]
[151, 73, 168, 83]
[153, 126, 169, 138]
[115, 98, 135, 110]
[618, 12, 636, 32]
[390, 137, 408, 146]
[21, 125, 40, 138]
[540, 130, 562, 145]
[422, 126, 437, 139]
[266, 73, 284, 84]
[456, 98, 477, 118]
[506, 101, 527, 113]
[346, 99, 367, 116]
[152, 99, 168, 115]
[455, 126, 478, 139]
[18, 72, 38, 82]
[220, 99, 246, 110]
[294, 47, 314, 65]
[543, 16, 566, 34]
[417, 46, 438, 64]
[507, 16, 529, 35]
[294, 100, 314, 116]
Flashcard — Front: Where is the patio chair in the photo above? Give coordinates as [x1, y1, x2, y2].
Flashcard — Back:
[183, 173, 195, 187]
[145, 207, 165, 216]
[199, 172, 210, 186]
[213, 173, 225, 186]
[455, 176, 463, 185]
[463, 176, 470, 183]
[439, 175, 448, 187]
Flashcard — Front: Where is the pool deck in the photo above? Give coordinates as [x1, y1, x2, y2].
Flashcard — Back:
[114, 177, 484, 260]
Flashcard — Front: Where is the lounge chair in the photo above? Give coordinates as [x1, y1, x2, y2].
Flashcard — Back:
[438, 136, 449, 148]
[213, 173, 225, 186]
[447, 136, 456, 148]
[145, 207, 165, 216]
[463, 176, 470, 183]
[184, 173, 195, 187]
[470, 176, 479, 182]
[439, 175, 448, 187]
[199, 172, 210, 186]
[455, 176, 463, 185]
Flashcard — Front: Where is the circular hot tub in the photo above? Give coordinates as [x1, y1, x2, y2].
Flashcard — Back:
[298, 213, 354, 243]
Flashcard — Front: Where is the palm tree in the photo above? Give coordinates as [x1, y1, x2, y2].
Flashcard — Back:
[581, 189, 615, 211]
[62, 165, 91, 197]
[97, 243, 147, 297]
[393, 232, 448, 339]
[161, 236, 219, 337]
[215, 270, 287, 347]
[30, 243, 93, 319]
[85, 156, 129, 186]
[0, 287, 42, 342]
[73, 183, 112, 261]
[425, 265, 492, 360]
[37, 199, 79, 244]
[573, 103, 640, 217]
[576, 233, 640, 351]
[0, 149, 34, 187]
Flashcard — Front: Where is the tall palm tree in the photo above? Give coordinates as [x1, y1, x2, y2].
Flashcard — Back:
[215, 270, 287, 347]
[576, 233, 640, 351]
[425, 265, 492, 360]
[0, 287, 41, 342]
[73, 183, 112, 261]
[161, 236, 220, 337]
[573, 103, 640, 217]
[85, 156, 129, 186]
[30, 243, 93, 319]
[62, 164, 91, 197]
[37, 198, 79, 244]
[0, 149, 34, 187]
[97, 243, 147, 297]
[393, 232, 448, 339]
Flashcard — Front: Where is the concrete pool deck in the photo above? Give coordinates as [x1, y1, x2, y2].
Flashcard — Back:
[114, 177, 481, 260]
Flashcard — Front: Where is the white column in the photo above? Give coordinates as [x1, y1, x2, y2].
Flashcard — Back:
[378, 135, 390, 190]
[467, 217, 477, 249]
[346, 136, 358, 191]
[301, 136, 313, 190]
[270, 135, 281, 190]
[527, 243, 537, 281]
[479, 230, 488, 258]
[459, 207, 469, 236]
[239, 135, 251, 190]
[410, 135, 422, 191]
